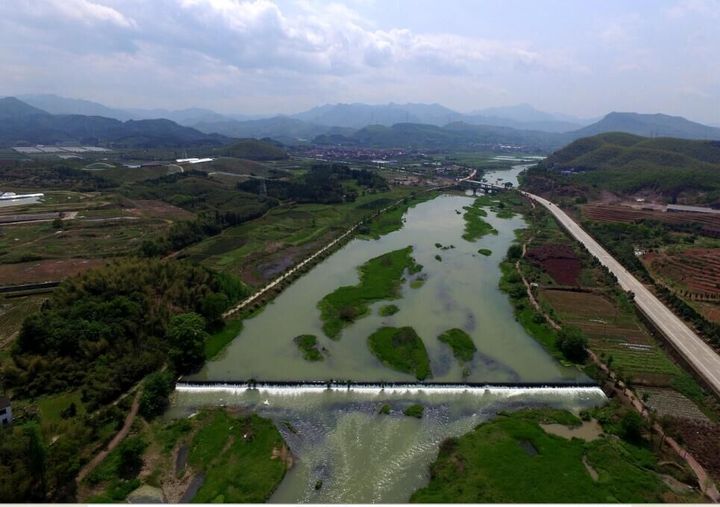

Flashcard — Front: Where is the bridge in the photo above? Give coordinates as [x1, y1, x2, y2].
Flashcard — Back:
[456, 179, 512, 194]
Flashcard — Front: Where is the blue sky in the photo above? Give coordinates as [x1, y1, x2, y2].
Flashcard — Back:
[1, 0, 718, 122]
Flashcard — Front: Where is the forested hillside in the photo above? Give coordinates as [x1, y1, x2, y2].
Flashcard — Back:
[3, 259, 245, 407]
[525, 133, 720, 204]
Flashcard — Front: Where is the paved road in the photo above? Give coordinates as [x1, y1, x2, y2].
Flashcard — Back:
[522, 191, 720, 398]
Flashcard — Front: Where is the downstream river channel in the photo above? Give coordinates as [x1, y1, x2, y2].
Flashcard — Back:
[172, 165, 605, 502]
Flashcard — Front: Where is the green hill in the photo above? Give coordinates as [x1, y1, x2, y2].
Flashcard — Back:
[213, 138, 288, 160]
[527, 133, 720, 204]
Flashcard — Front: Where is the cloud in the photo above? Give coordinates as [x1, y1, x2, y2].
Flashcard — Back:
[19, 0, 136, 28]
[666, 0, 720, 18]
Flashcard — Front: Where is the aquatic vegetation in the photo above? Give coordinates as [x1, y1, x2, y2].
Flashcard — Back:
[293, 334, 324, 361]
[437, 328, 477, 363]
[462, 198, 498, 242]
[318, 247, 421, 339]
[379, 304, 400, 316]
[403, 404, 424, 418]
[367, 326, 431, 380]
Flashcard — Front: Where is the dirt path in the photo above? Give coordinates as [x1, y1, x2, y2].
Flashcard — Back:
[77, 391, 141, 483]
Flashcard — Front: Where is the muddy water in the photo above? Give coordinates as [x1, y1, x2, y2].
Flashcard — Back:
[170, 387, 606, 503]
[171, 164, 608, 503]
[194, 165, 581, 383]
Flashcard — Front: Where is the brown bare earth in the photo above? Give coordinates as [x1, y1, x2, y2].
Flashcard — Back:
[695, 301, 720, 324]
[0, 258, 107, 285]
[526, 244, 582, 285]
[643, 248, 720, 301]
[582, 204, 720, 237]
[664, 419, 720, 481]
[125, 199, 195, 221]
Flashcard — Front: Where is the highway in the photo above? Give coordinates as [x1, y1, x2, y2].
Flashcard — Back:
[522, 190, 720, 398]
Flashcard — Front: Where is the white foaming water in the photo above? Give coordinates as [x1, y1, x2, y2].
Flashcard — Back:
[175, 382, 605, 399]
[170, 383, 607, 502]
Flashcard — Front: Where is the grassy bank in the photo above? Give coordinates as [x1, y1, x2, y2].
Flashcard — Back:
[368, 326, 431, 380]
[363, 191, 439, 239]
[498, 260, 565, 362]
[318, 246, 421, 339]
[188, 411, 287, 503]
[205, 319, 244, 360]
[411, 409, 675, 503]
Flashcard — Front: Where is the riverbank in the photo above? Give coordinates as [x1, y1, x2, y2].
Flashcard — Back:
[411, 408, 699, 503]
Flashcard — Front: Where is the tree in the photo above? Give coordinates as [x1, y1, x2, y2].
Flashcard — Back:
[167, 313, 208, 374]
[619, 411, 646, 443]
[507, 244, 523, 261]
[139, 371, 174, 419]
[556, 326, 588, 363]
[117, 437, 146, 479]
[200, 292, 230, 328]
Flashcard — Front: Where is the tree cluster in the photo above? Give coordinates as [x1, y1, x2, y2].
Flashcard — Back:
[2, 259, 246, 408]
[237, 163, 388, 204]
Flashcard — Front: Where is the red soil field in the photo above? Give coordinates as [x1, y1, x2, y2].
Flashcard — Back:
[526, 244, 581, 285]
[582, 204, 720, 237]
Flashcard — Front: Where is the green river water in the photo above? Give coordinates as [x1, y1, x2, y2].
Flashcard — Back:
[172, 165, 606, 502]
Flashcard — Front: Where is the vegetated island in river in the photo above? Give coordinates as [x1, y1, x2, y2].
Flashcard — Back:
[317, 246, 422, 339]
[368, 326, 432, 380]
[462, 197, 498, 242]
[293, 334, 324, 361]
[410, 408, 681, 503]
[437, 328, 477, 363]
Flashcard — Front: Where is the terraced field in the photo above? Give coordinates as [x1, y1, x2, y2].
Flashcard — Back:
[643, 248, 720, 300]
[582, 204, 720, 237]
[540, 289, 681, 385]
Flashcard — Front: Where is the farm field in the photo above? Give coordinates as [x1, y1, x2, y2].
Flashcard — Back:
[539, 289, 681, 385]
[526, 244, 582, 285]
[0, 258, 107, 285]
[182, 188, 417, 286]
[582, 204, 720, 237]
[643, 248, 720, 300]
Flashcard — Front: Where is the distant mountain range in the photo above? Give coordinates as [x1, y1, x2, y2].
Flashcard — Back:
[0, 97, 228, 148]
[4, 94, 720, 151]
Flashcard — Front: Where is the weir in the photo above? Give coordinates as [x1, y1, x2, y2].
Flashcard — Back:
[176, 379, 604, 397]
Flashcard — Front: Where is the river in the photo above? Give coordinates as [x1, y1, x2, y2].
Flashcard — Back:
[191, 164, 579, 384]
[171, 164, 605, 502]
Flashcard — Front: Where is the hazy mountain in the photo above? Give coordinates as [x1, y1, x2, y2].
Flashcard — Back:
[292, 102, 463, 128]
[313, 121, 563, 151]
[473, 103, 595, 123]
[570, 112, 720, 140]
[18, 94, 240, 126]
[19, 94, 132, 120]
[193, 116, 355, 144]
[0, 96, 49, 118]
[0, 97, 228, 148]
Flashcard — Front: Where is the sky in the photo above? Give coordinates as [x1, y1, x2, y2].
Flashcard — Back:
[0, 0, 719, 123]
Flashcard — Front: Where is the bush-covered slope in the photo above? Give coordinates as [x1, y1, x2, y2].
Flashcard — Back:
[526, 133, 720, 204]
